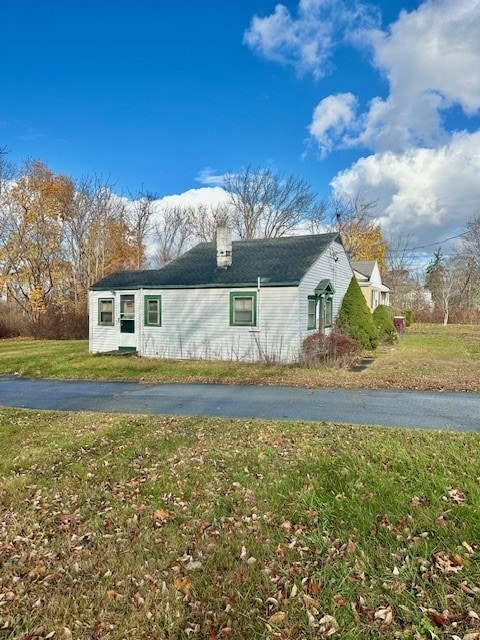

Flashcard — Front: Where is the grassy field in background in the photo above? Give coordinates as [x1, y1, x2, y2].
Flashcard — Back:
[1, 408, 479, 639]
[0, 324, 480, 391]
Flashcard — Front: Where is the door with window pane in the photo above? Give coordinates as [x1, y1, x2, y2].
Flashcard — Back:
[120, 295, 135, 333]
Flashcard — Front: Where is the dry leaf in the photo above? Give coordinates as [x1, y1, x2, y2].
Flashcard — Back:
[152, 508, 170, 526]
[434, 551, 464, 573]
[463, 541, 475, 554]
[374, 605, 393, 626]
[302, 593, 320, 615]
[174, 576, 192, 595]
[427, 610, 446, 627]
[268, 611, 286, 624]
[410, 495, 429, 507]
[318, 615, 339, 636]
[447, 488, 466, 505]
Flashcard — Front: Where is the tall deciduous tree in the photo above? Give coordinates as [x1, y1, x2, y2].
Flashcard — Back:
[63, 176, 138, 311]
[127, 189, 157, 269]
[224, 166, 321, 239]
[152, 205, 195, 267]
[1, 160, 74, 320]
[331, 195, 388, 274]
[425, 248, 456, 326]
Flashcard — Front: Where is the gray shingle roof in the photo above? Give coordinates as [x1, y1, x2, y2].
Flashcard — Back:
[90, 232, 341, 290]
[351, 260, 376, 279]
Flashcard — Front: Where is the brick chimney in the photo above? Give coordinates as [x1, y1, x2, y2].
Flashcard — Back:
[216, 224, 232, 269]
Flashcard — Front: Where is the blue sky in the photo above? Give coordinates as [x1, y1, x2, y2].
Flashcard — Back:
[2, 0, 480, 246]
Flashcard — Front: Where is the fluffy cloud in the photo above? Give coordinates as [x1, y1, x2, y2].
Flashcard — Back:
[354, 0, 480, 151]
[301, 0, 480, 154]
[246, 0, 480, 245]
[243, 0, 379, 78]
[331, 130, 480, 245]
[309, 93, 358, 156]
[153, 186, 228, 211]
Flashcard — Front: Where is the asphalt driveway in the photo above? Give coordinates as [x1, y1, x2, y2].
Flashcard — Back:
[1, 376, 479, 431]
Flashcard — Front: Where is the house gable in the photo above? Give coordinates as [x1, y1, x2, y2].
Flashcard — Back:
[351, 259, 390, 310]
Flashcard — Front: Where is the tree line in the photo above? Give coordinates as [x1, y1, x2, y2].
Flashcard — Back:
[1, 150, 478, 336]
[0, 154, 389, 328]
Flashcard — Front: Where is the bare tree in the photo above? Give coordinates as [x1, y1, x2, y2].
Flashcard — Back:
[127, 189, 157, 269]
[384, 232, 417, 307]
[153, 205, 194, 267]
[224, 166, 321, 239]
[425, 248, 457, 325]
[190, 203, 230, 243]
[322, 194, 388, 273]
[62, 175, 136, 312]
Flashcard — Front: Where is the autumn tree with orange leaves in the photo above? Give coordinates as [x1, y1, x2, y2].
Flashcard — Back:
[0, 158, 140, 323]
[331, 195, 388, 275]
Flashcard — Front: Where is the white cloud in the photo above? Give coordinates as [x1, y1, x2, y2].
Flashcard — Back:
[331, 130, 480, 246]
[243, 0, 379, 79]
[297, 0, 480, 154]
[353, 0, 480, 150]
[309, 93, 358, 156]
[155, 186, 228, 210]
[195, 167, 227, 187]
[245, 0, 480, 246]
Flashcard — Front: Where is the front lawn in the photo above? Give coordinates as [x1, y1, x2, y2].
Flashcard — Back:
[0, 324, 480, 391]
[1, 409, 479, 639]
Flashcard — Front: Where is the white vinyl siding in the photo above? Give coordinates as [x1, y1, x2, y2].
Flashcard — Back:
[298, 240, 353, 341]
[139, 286, 299, 363]
[89, 290, 140, 353]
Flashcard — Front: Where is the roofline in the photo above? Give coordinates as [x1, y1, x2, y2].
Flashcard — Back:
[90, 281, 300, 291]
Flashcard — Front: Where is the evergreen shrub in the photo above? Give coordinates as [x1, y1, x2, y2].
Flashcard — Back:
[372, 304, 397, 344]
[337, 277, 378, 350]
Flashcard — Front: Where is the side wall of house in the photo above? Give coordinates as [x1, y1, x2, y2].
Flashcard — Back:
[89, 289, 143, 353]
[358, 284, 373, 310]
[89, 286, 301, 363]
[298, 240, 353, 341]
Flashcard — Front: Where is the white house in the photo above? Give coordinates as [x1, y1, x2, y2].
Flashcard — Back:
[351, 260, 390, 311]
[89, 230, 353, 363]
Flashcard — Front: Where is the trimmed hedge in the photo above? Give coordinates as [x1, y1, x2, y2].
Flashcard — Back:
[337, 277, 378, 350]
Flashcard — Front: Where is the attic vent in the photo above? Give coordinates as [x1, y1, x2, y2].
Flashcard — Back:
[216, 224, 232, 269]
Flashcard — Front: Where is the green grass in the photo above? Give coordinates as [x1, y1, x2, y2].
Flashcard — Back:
[1, 323, 480, 390]
[0, 408, 479, 639]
